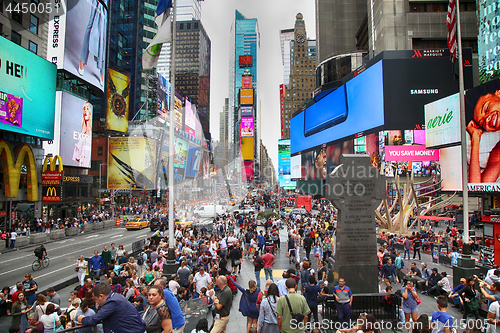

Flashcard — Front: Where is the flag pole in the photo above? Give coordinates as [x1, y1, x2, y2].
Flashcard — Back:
[456, 0, 470, 255]
[168, 0, 176, 260]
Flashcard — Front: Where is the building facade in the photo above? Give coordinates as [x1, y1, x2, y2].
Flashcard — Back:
[281, 14, 316, 140]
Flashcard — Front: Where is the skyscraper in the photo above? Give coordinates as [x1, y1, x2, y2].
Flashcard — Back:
[281, 14, 316, 140]
[228, 10, 259, 165]
[280, 29, 295, 86]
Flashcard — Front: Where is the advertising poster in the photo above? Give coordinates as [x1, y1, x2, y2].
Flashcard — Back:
[243, 160, 254, 181]
[366, 133, 380, 170]
[291, 155, 301, 179]
[202, 151, 210, 180]
[278, 139, 291, 174]
[185, 100, 196, 136]
[0, 38, 57, 140]
[414, 130, 426, 145]
[240, 117, 255, 137]
[325, 141, 354, 176]
[279, 174, 296, 189]
[108, 138, 156, 189]
[424, 93, 460, 148]
[174, 93, 183, 129]
[385, 146, 439, 162]
[174, 137, 188, 168]
[240, 89, 254, 105]
[242, 76, 252, 89]
[241, 137, 255, 160]
[106, 68, 130, 132]
[185, 145, 201, 178]
[241, 106, 253, 117]
[157, 74, 170, 124]
[47, 0, 108, 92]
[159, 138, 169, 176]
[301, 151, 315, 180]
[60, 92, 93, 168]
[478, 0, 500, 83]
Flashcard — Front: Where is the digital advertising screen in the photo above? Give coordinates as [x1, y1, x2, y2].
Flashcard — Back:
[174, 137, 188, 169]
[106, 68, 130, 132]
[291, 60, 384, 154]
[278, 139, 291, 174]
[185, 145, 201, 178]
[47, 0, 108, 92]
[59, 92, 93, 168]
[174, 93, 184, 129]
[240, 117, 255, 137]
[241, 106, 253, 117]
[291, 155, 301, 180]
[242, 76, 252, 89]
[157, 74, 170, 124]
[239, 55, 253, 67]
[0, 38, 57, 140]
[477, 0, 500, 83]
[385, 145, 439, 162]
[325, 141, 355, 176]
[240, 89, 254, 105]
[424, 93, 460, 148]
[241, 137, 255, 161]
[439, 146, 462, 191]
[202, 151, 210, 180]
[279, 174, 296, 189]
[185, 99, 195, 136]
[243, 160, 254, 181]
[108, 138, 156, 189]
[158, 137, 169, 176]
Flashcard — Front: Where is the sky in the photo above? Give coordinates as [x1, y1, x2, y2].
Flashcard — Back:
[200, 0, 316, 172]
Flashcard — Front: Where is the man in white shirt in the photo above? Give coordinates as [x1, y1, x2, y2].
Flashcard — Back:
[193, 267, 212, 297]
[168, 274, 180, 295]
[10, 230, 17, 249]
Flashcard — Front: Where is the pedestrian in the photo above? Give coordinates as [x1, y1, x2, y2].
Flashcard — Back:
[11, 292, 31, 333]
[253, 251, 264, 290]
[193, 266, 212, 299]
[458, 276, 480, 321]
[257, 283, 279, 333]
[401, 281, 419, 330]
[231, 278, 260, 333]
[413, 236, 421, 260]
[142, 285, 172, 333]
[155, 278, 186, 333]
[304, 275, 321, 322]
[428, 272, 452, 297]
[313, 241, 323, 269]
[211, 276, 232, 333]
[303, 234, 313, 260]
[430, 296, 453, 333]
[76, 283, 146, 332]
[333, 278, 353, 329]
[73, 300, 95, 333]
[89, 250, 104, 279]
[380, 258, 398, 288]
[46, 287, 61, 307]
[39, 303, 61, 332]
[403, 237, 411, 260]
[22, 274, 37, 306]
[101, 245, 112, 275]
[261, 248, 275, 282]
[275, 278, 310, 333]
[76, 255, 88, 286]
[10, 229, 17, 249]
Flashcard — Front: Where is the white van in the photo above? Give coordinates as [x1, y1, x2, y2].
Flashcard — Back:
[193, 205, 227, 218]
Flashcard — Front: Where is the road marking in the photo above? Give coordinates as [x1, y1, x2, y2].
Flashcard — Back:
[85, 235, 99, 239]
[110, 234, 123, 239]
[137, 235, 145, 238]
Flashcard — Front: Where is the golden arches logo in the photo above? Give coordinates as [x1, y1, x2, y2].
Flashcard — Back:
[0, 140, 38, 201]
[42, 155, 63, 172]
[46, 187, 57, 197]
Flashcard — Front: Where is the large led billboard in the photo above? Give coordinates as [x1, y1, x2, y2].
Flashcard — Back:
[291, 155, 301, 179]
[424, 93, 460, 148]
[477, 0, 500, 83]
[241, 137, 255, 161]
[242, 76, 252, 89]
[173, 137, 188, 183]
[291, 49, 474, 155]
[240, 117, 255, 137]
[106, 69, 130, 132]
[157, 74, 170, 124]
[108, 138, 155, 189]
[47, 0, 108, 92]
[0, 38, 57, 140]
[240, 89, 254, 105]
[241, 106, 253, 117]
[185, 145, 201, 178]
[174, 93, 183, 129]
[385, 146, 439, 162]
[278, 140, 291, 174]
[279, 174, 296, 189]
[185, 100, 196, 136]
[60, 92, 93, 168]
[239, 55, 253, 67]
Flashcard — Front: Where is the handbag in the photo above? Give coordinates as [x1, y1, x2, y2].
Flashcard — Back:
[416, 295, 422, 305]
[468, 298, 480, 311]
[285, 295, 305, 322]
[53, 314, 64, 331]
[235, 260, 242, 266]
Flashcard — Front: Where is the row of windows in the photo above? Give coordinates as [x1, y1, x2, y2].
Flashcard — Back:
[6, 27, 38, 54]
[409, 2, 475, 12]
[179, 22, 199, 30]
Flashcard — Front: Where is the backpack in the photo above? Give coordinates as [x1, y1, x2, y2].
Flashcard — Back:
[59, 308, 75, 328]
[137, 252, 145, 266]
[34, 247, 42, 256]
[74, 285, 83, 293]
[400, 259, 405, 268]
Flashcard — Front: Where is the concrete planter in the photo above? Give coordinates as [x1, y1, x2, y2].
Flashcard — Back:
[49, 229, 65, 240]
[103, 220, 115, 228]
[82, 224, 93, 232]
[30, 233, 47, 245]
[92, 222, 104, 230]
[65, 228, 79, 237]
[15, 236, 29, 248]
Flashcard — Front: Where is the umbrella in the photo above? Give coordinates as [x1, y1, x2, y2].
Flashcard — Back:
[415, 216, 453, 221]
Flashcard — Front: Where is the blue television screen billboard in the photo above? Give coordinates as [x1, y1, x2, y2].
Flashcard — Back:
[278, 139, 291, 174]
[185, 145, 201, 178]
[0, 38, 57, 140]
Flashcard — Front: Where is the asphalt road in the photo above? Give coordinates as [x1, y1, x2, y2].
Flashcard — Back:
[0, 226, 152, 290]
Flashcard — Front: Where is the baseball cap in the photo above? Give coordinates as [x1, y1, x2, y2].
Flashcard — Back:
[318, 280, 325, 286]
[303, 257, 310, 261]
[432, 268, 438, 272]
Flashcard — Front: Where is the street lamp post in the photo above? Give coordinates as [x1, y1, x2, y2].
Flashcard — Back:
[99, 163, 108, 214]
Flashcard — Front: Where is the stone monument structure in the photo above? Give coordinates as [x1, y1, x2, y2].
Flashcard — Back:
[326, 154, 386, 294]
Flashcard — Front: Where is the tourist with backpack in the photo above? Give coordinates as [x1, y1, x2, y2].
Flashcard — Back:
[394, 251, 405, 283]
[253, 250, 264, 290]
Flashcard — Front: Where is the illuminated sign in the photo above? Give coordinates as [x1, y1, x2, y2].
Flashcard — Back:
[0, 141, 38, 201]
[242, 76, 252, 89]
[42, 186, 62, 202]
[424, 93, 460, 148]
[385, 146, 439, 161]
[41, 155, 63, 185]
[241, 106, 253, 117]
[240, 89, 254, 105]
[240, 117, 255, 137]
[241, 137, 255, 160]
[239, 55, 253, 67]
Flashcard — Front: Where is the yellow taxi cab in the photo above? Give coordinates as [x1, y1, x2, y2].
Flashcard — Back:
[228, 199, 235, 206]
[125, 218, 150, 230]
[175, 219, 193, 228]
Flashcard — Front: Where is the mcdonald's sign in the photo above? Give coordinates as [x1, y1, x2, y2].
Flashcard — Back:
[0, 140, 38, 201]
[42, 186, 61, 201]
[41, 155, 63, 185]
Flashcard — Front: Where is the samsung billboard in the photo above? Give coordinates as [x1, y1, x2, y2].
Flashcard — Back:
[290, 49, 473, 155]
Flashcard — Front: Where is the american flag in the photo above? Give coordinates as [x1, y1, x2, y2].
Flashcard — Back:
[446, 0, 457, 62]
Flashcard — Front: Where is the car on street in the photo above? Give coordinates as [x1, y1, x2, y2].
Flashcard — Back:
[235, 205, 255, 215]
[290, 208, 308, 215]
[125, 218, 150, 230]
[150, 217, 168, 231]
[193, 205, 227, 218]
